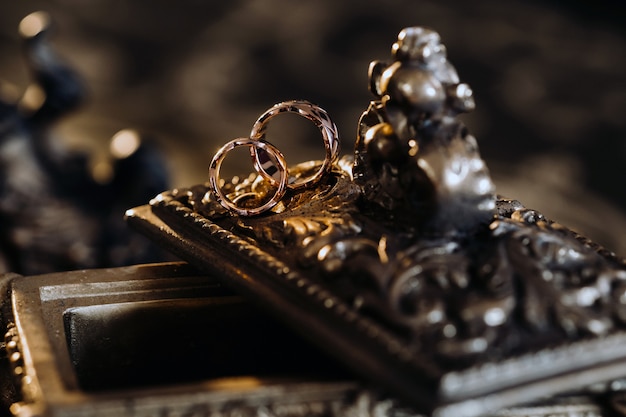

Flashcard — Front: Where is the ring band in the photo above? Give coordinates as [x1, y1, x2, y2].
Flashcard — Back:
[249, 100, 340, 191]
[208, 138, 289, 216]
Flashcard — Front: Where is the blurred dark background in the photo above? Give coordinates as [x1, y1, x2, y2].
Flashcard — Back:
[0, 0, 625, 263]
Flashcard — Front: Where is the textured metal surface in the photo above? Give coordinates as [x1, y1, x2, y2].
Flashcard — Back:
[127, 184, 626, 417]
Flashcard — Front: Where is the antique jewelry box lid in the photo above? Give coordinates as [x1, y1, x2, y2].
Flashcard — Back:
[126, 27, 626, 417]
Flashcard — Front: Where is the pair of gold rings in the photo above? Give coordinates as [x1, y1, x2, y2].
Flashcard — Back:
[208, 100, 340, 216]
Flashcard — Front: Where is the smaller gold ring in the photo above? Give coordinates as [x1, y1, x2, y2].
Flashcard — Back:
[208, 138, 288, 216]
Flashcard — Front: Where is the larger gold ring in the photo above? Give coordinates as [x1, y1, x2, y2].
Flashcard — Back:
[208, 138, 289, 216]
[249, 100, 340, 191]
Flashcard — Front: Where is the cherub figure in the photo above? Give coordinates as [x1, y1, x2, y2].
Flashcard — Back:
[353, 27, 495, 236]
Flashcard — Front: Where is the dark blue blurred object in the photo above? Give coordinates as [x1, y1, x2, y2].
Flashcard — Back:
[0, 12, 171, 275]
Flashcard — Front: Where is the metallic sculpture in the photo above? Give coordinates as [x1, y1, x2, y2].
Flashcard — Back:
[126, 27, 626, 417]
[354, 27, 494, 236]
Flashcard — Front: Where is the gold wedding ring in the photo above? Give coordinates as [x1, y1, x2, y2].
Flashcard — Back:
[209, 100, 339, 216]
[250, 100, 340, 191]
[208, 138, 288, 216]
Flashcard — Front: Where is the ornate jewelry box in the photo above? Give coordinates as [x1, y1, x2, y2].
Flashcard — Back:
[2, 23, 625, 417]
[124, 27, 626, 417]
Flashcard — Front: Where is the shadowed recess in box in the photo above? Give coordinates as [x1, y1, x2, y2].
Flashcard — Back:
[64, 297, 349, 392]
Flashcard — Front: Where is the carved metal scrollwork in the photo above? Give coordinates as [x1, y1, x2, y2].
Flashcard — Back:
[176, 165, 626, 367]
[180, 26, 626, 364]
